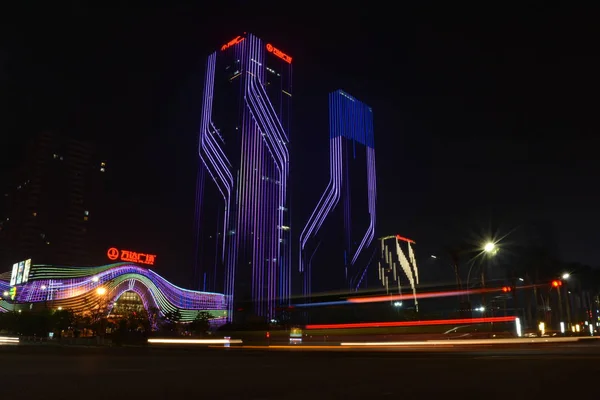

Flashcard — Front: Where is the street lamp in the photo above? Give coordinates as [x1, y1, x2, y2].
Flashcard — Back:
[562, 273, 570, 280]
[479, 241, 498, 316]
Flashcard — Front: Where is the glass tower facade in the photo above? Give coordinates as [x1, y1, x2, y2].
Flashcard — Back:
[299, 90, 377, 301]
[194, 33, 292, 322]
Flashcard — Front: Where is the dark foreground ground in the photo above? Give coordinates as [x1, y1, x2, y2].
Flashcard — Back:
[2, 342, 599, 399]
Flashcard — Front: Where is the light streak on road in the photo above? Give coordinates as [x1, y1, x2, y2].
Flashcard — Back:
[306, 316, 516, 330]
[293, 287, 500, 308]
[0, 336, 19, 344]
[148, 338, 242, 345]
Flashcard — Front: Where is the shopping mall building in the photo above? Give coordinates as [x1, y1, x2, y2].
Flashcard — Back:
[0, 259, 228, 325]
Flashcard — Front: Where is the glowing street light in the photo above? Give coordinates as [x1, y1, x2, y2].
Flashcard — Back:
[483, 242, 496, 253]
[393, 301, 403, 307]
[96, 287, 107, 296]
[562, 273, 570, 280]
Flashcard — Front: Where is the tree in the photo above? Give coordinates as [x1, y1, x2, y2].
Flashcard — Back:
[52, 309, 74, 337]
[148, 307, 160, 330]
[159, 309, 182, 336]
[188, 311, 211, 336]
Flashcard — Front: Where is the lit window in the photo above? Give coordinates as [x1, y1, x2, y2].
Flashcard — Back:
[100, 168, 105, 172]
[59, 156, 63, 161]
[53, 154, 58, 159]
[83, 216, 88, 221]
[32, 212, 37, 217]
[100, 162, 106, 167]
[46, 241, 50, 245]
[84, 210, 89, 216]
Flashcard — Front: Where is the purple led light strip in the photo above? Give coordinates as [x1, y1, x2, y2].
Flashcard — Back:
[243, 35, 290, 317]
[197, 34, 291, 320]
[199, 52, 234, 262]
[3, 265, 226, 310]
[350, 146, 376, 266]
[300, 91, 376, 298]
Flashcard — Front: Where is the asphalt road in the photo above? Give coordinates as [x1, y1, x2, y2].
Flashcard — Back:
[2, 343, 599, 399]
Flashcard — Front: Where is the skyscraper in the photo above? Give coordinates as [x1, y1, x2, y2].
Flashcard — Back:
[299, 90, 376, 300]
[0, 132, 107, 268]
[194, 33, 292, 322]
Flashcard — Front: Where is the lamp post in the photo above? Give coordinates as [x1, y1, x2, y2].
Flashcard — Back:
[481, 242, 497, 315]
[95, 287, 108, 339]
[562, 274, 571, 327]
[552, 279, 564, 331]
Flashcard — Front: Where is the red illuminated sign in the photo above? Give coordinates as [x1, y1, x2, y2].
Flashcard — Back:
[107, 247, 156, 266]
[395, 235, 416, 244]
[221, 35, 245, 51]
[266, 43, 292, 64]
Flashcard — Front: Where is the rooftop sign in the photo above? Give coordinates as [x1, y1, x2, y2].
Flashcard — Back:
[107, 247, 156, 266]
[266, 43, 292, 64]
[221, 35, 245, 51]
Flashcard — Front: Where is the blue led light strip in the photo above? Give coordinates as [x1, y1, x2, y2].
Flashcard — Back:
[299, 90, 376, 299]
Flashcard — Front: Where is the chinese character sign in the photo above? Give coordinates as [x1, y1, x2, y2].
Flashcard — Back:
[107, 247, 157, 266]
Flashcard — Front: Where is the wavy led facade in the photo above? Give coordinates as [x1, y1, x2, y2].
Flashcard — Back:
[379, 235, 420, 311]
[0, 263, 227, 324]
[299, 90, 376, 300]
[194, 33, 292, 321]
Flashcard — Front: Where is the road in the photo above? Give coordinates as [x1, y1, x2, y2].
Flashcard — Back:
[1, 343, 599, 399]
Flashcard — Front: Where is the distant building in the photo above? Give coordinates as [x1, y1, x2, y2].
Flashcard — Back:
[0, 132, 107, 267]
[378, 234, 420, 310]
[299, 90, 377, 299]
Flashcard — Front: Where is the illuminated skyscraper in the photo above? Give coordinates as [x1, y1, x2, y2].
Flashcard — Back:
[299, 90, 376, 300]
[194, 34, 292, 322]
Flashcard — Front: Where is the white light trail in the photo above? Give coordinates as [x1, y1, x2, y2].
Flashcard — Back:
[148, 338, 242, 345]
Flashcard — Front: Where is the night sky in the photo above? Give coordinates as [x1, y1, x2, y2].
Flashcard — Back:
[1, 4, 598, 287]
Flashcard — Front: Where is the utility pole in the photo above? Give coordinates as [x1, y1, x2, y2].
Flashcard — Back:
[564, 285, 571, 327]
[481, 263, 486, 316]
[557, 285, 563, 325]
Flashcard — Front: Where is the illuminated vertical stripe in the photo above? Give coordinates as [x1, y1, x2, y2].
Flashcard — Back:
[198, 51, 236, 318]
[193, 166, 205, 288]
[244, 34, 290, 317]
[192, 34, 292, 321]
[299, 90, 376, 298]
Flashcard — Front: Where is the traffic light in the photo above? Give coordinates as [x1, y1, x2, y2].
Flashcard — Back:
[551, 280, 562, 287]
[501, 286, 512, 292]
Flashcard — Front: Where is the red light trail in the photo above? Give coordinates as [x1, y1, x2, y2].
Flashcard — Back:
[306, 316, 516, 330]
[347, 288, 498, 304]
